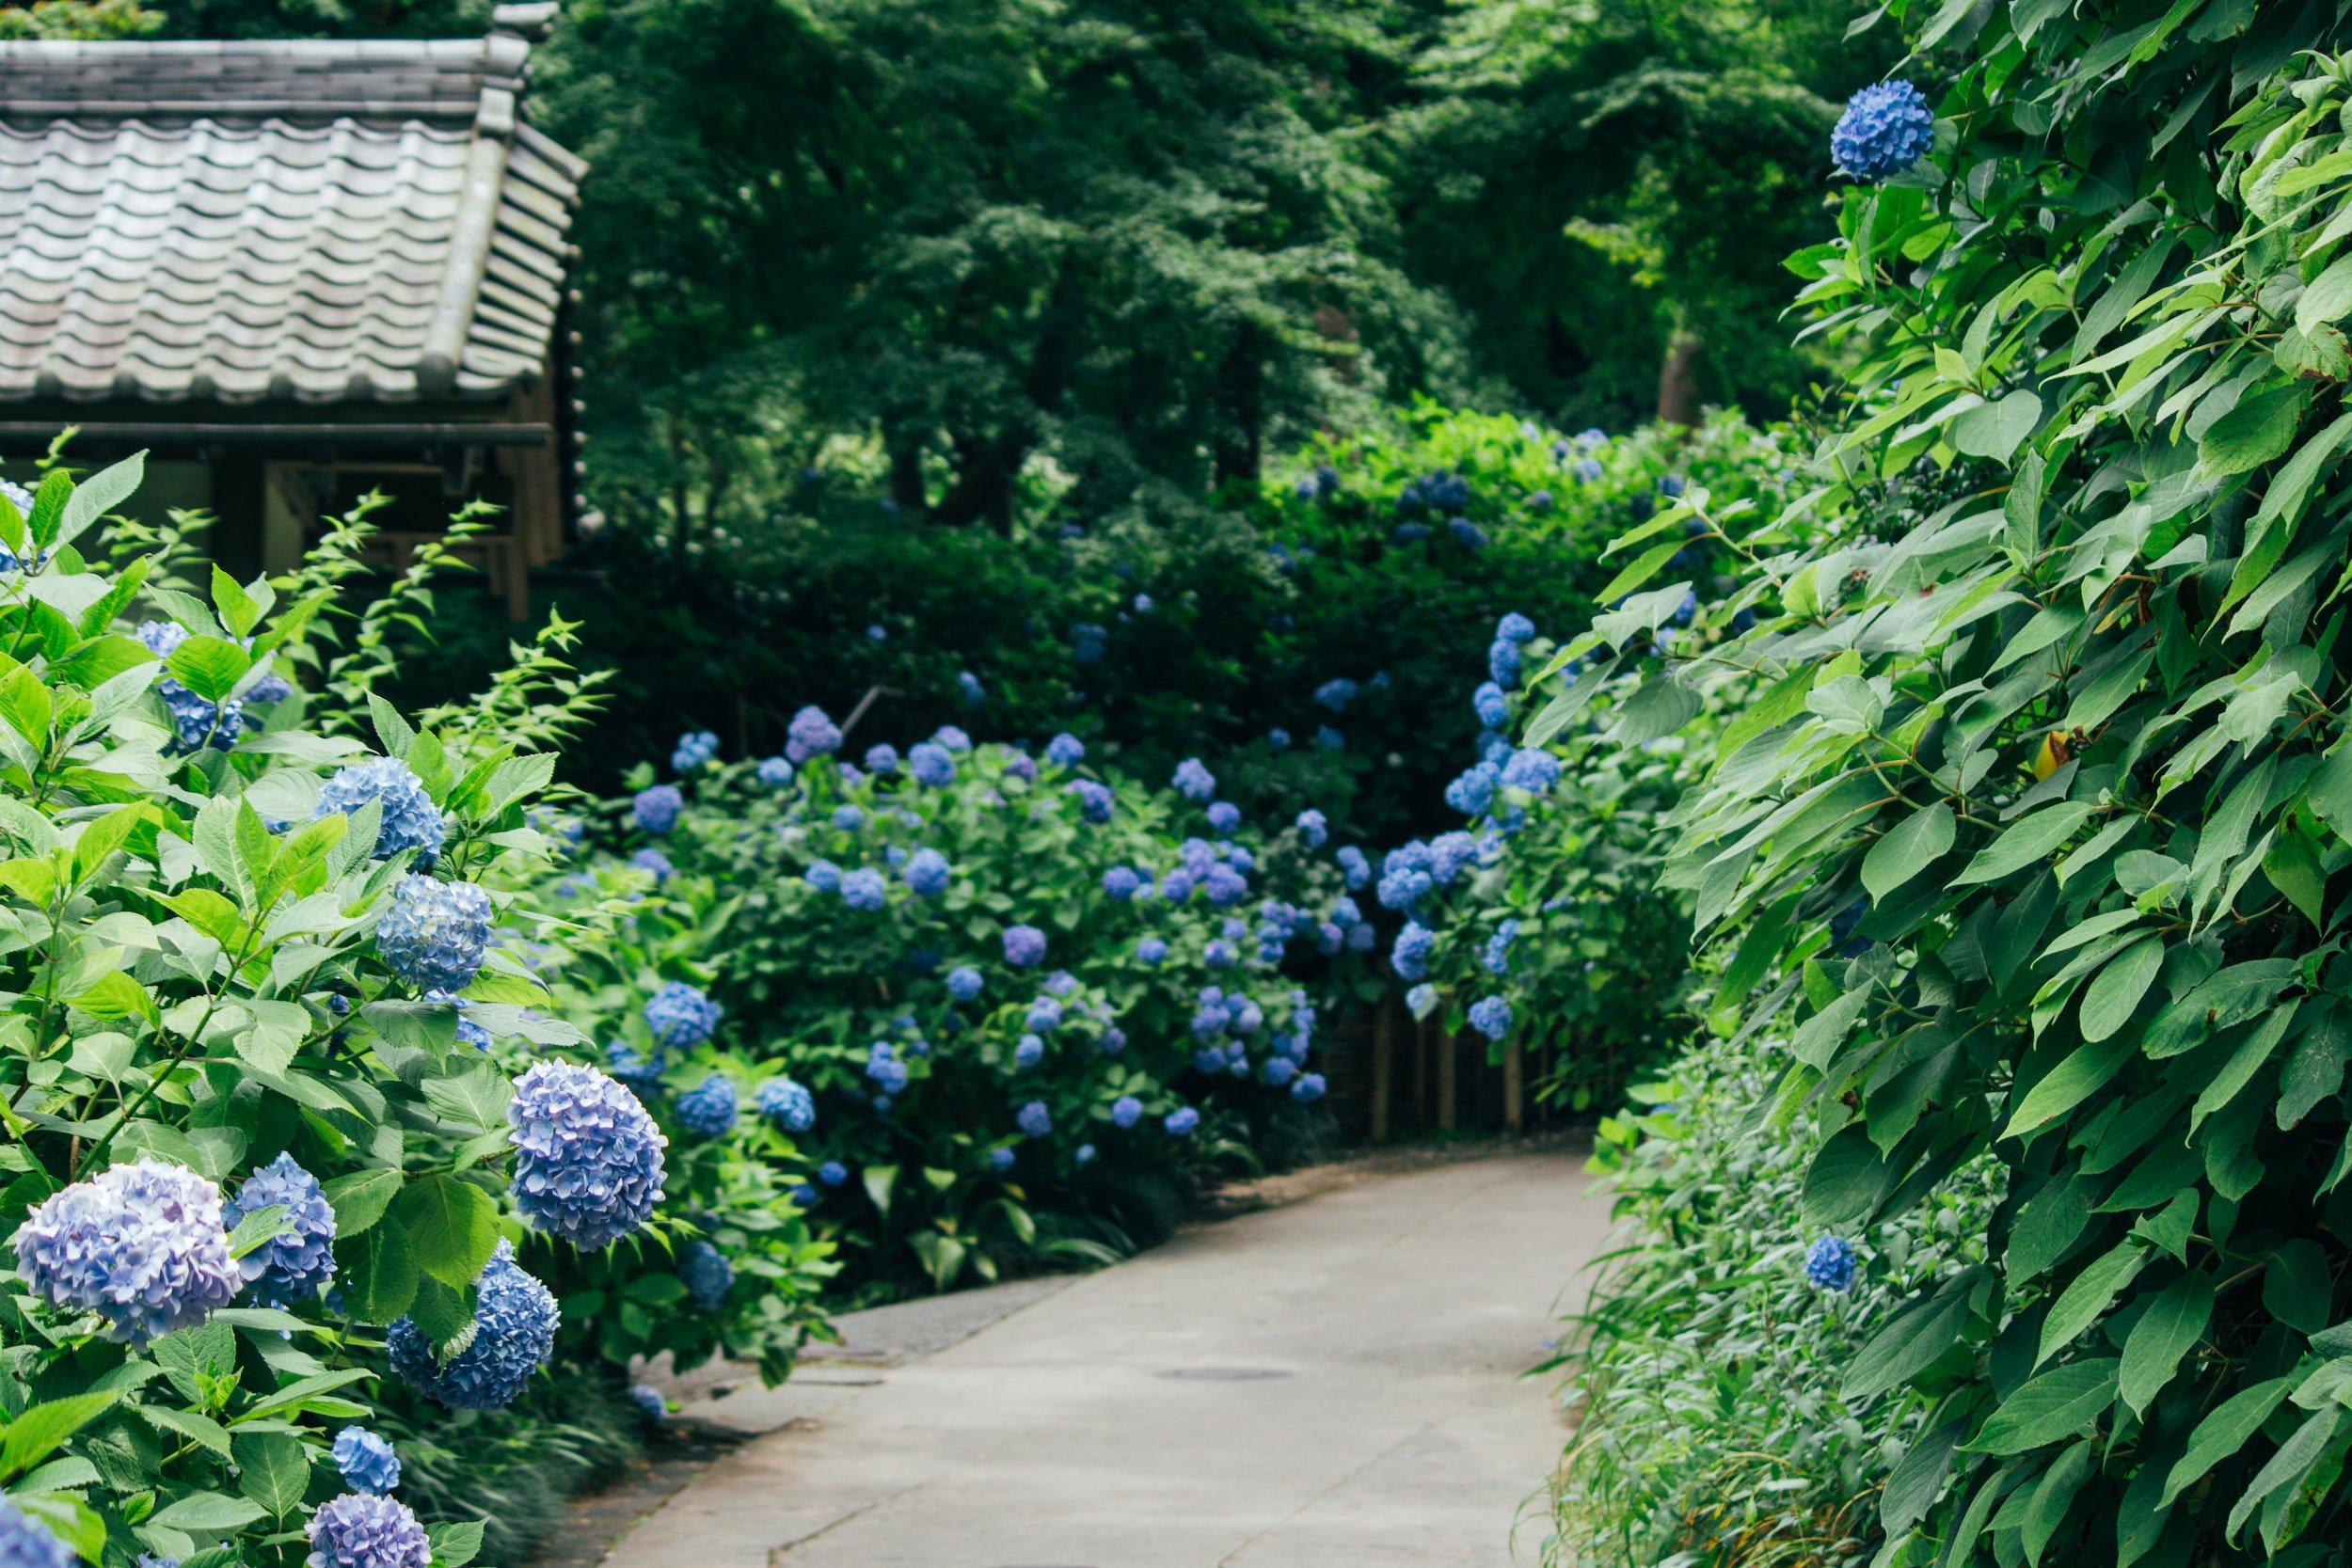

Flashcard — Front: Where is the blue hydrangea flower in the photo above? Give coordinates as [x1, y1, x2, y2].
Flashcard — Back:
[1391, 922, 1435, 981]
[757, 1077, 817, 1132]
[672, 731, 720, 773]
[1430, 832, 1477, 886]
[315, 756, 446, 863]
[1202, 864, 1248, 907]
[832, 804, 865, 832]
[1501, 749, 1561, 794]
[903, 847, 951, 899]
[1110, 1096, 1144, 1130]
[948, 966, 985, 1002]
[1017, 1101, 1052, 1137]
[1472, 681, 1511, 729]
[1003, 925, 1047, 968]
[1292, 809, 1328, 849]
[1137, 937, 1168, 966]
[989, 1147, 1016, 1173]
[786, 705, 842, 764]
[1572, 456, 1603, 483]
[1098, 1025, 1127, 1055]
[332, 1426, 402, 1495]
[1449, 518, 1489, 549]
[507, 1062, 668, 1249]
[1482, 919, 1520, 975]
[1487, 639, 1521, 688]
[757, 755, 796, 787]
[863, 743, 900, 775]
[841, 868, 887, 911]
[678, 1239, 733, 1308]
[1291, 1073, 1327, 1103]
[12, 1158, 239, 1345]
[909, 742, 957, 787]
[606, 1041, 664, 1096]
[1314, 677, 1358, 712]
[1468, 996, 1514, 1040]
[1102, 866, 1141, 900]
[1446, 763, 1500, 816]
[629, 1385, 668, 1421]
[0, 1497, 71, 1568]
[1025, 998, 1064, 1034]
[1071, 623, 1107, 664]
[1172, 758, 1216, 802]
[1201, 801, 1240, 836]
[1263, 1055, 1297, 1086]
[1805, 1235, 1858, 1291]
[1267, 727, 1292, 752]
[816, 1160, 849, 1188]
[632, 784, 684, 837]
[1013, 1034, 1045, 1069]
[1068, 779, 1115, 824]
[376, 875, 491, 993]
[804, 860, 843, 893]
[1164, 1107, 1200, 1136]
[675, 1075, 739, 1137]
[932, 725, 973, 752]
[1406, 982, 1438, 1015]
[1335, 847, 1370, 890]
[1046, 733, 1086, 766]
[644, 982, 722, 1049]
[1161, 869, 1195, 904]
[225, 1152, 337, 1307]
[630, 847, 675, 883]
[388, 1241, 556, 1409]
[1316, 725, 1345, 751]
[1832, 80, 1933, 181]
[1496, 612, 1536, 644]
[958, 670, 986, 708]
[866, 1047, 909, 1096]
[306, 1493, 431, 1568]
[1002, 752, 1038, 782]
[1204, 941, 1236, 969]
[1377, 845, 1433, 911]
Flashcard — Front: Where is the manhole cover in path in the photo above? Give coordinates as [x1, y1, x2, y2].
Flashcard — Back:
[1153, 1366, 1292, 1381]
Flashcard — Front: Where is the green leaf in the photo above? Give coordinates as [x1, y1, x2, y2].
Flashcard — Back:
[1954, 803, 2096, 886]
[223, 1202, 289, 1260]
[2024, 1440, 2095, 1565]
[1801, 1124, 1893, 1228]
[2079, 937, 2165, 1042]
[405, 1273, 473, 1352]
[2199, 385, 2309, 475]
[1605, 676, 1701, 747]
[53, 451, 144, 551]
[863, 1162, 899, 1218]
[1862, 801, 1955, 902]
[2262, 1239, 2330, 1333]
[2296, 252, 2352, 337]
[1880, 1418, 1963, 1536]
[2160, 1377, 2295, 1506]
[2036, 1240, 2148, 1368]
[164, 637, 253, 705]
[2005, 1033, 2136, 1140]
[230, 1432, 311, 1521]
[337, 1218, 419, 1325]
[429, 1520, 486, 1568]
[393, 1174, 500, 1290]
[323, 1168, 403, 1237]
[1593, 540, 1683, 606]
[421, 1066, 515, 1132]
[2121, 1271, 2213, 1415]
[210, 564, 262, 640]
[1952, 390, 2042, 460]
[1845, 1282, 1973, 1401]
[0, 1391, 119, 1481]
[1967, 1358, 2118, 1455]
[150, 1492, 269, 1532]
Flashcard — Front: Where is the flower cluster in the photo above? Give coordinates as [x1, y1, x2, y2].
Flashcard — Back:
[388, 1241, 558, 1409]
[757, 1076, 817, 1132]
[675, 1074, 739, 1137]
[787, 705, 842, 763]
[306, 1493, 432, 1568]
[225, 1153, 339, 1307]
[1804, 1235, 1857, 1292]
[1831, 80, 1934, 181]
[507, 1061, 669, 1248]
[633, 784, 684, 835]
[315, 757, 446, 863]
[678, 1239, 733, 1308]
[12, 1159, 240, 1345]
[331, 1428, 402, 1495]
[644, 982, 723, 1048]
[0, 1490, 73, 1568]
[672, 730, 721, 772]
[375, 875, 492, 993]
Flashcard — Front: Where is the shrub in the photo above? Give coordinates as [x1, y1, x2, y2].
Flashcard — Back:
[1533, 8, 2352, 1563]
[0, 459, 826, 1568]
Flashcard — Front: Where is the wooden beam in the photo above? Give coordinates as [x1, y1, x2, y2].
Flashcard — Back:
[1503, 1040, 1524, 1133]
[1370, 1001, 1393, 1141]
[1438, 1028, 1458, 1132]
[0, 422, 554, 449]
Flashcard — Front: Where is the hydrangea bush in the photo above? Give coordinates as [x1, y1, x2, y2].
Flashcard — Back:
[530, 719, 1374, 1296]
[0, 459, 828, 1568]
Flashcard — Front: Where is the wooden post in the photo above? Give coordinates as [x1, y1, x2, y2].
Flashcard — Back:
[1438, 1028, 1458, 1132]
[1503, 1039, 1524, 1133]
[1411, 1016, 1430, 1133]
[1370, 1000, 1393, 1141]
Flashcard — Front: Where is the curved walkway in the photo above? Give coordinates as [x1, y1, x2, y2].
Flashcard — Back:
[602, 1148, 1604, 1568]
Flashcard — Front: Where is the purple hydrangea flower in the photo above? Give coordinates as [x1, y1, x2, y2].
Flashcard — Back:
[786, 705, 842, 764]
[1068, 779, 1115, 824]
[1017, 1101, 1052, 1137]
[306, 1493, 432, 1568]
[1046, 733, 1086, 766]
[1206, 801, 1241, 834]
[1110, 1096, 1143, 1129]
[633, 784, 684, 836]
[1172, 758, 1216, 802]
[757, 755, 796, 787]
[315, 756, 445, 863]
[1391, 922, 1435, 981]
[12, 1159, 238, 1345]
[904, 847, 951, 898]
[948, 965, 984, 1002]
[1335, 847, 1370, 890]
[842, 868, 888, 911]
[0, 1495, 72, 1568]
[1295, 809, 1327, 848]
[225, 1152, 337, 1307]
[1468, 996, 1514, 1040]
[1003, 925, 1047, 968]
[388, 1241, 556, 1409]
[1164, 1107, 1200, 1136]
[909, 742, 957, 787]
[376, 875, 491, 993]
[1137, 937, 1168, 966]
[507, 1061, 668, 1248]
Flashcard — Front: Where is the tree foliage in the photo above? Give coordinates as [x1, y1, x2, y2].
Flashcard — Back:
[1549, 0, 2352, 1560]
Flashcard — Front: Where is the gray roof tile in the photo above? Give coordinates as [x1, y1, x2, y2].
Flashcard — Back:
[0, 22, 580, 405]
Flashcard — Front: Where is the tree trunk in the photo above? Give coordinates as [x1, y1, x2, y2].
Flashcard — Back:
[1657, 328, 1702, 426]
[1211, 332, 1263, 487]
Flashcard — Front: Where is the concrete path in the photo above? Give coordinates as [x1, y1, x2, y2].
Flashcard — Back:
[601, 1149, 1604, 1568]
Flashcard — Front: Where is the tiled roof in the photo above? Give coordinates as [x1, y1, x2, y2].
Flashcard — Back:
[0, 4, 583, 405]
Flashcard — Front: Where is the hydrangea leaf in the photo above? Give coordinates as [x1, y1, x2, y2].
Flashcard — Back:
[394, 1174, 501, 1291]
[230, 1432, 310, 1521]
[1966, 1358, 2118, 1455]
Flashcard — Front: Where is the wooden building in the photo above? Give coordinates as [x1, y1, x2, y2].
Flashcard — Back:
[0, 3, 587, 616]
